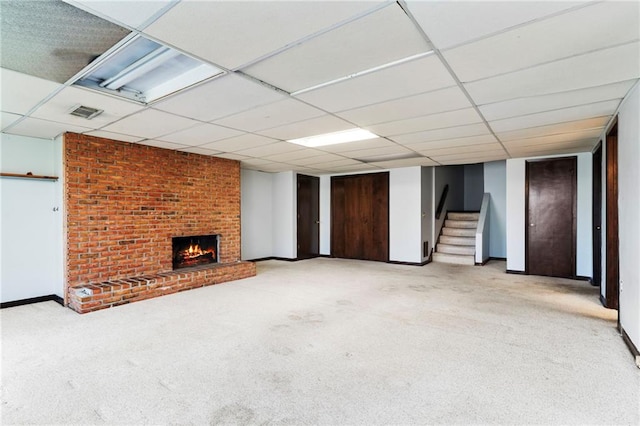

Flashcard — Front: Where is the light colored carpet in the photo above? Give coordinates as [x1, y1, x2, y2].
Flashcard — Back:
[1, 258, 638, 425]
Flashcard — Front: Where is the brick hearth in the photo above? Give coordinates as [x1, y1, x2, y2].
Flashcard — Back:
[64, 133, 256, 313]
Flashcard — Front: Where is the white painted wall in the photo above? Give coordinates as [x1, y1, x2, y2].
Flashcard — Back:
[272, 171, 297, 259]
[389, 167, 422, 263]
[0, 134, 64, 302]
[616, 82, 640, 350]
[421, 167, 434, 261]
[483, 161, 507, 258]
[464, 163, 484, 211]
[240, 169, 273, 260]
[319, 175, 331, 255]
[506, 153, 592, 276]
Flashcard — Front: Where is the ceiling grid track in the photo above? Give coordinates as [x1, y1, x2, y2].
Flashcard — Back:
[397, 0, 513, 159]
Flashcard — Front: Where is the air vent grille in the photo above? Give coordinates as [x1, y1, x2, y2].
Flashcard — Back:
[68, 105, 103, 120]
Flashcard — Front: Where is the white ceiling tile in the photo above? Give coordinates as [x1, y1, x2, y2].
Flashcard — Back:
[214, 152, 251, 161]
[368, 157, 438, 168]
[391, 123, 489, 145]
[213, 99, 325, 132]
[306, 158, 363, 168]
[508, 141, 596, 156]
[233, 141, 303, 158]
[159, 123, 243, 146]
[431, 149, 508, 162]
[479, 80, 635, 121]
[326, 163, 380, 173]
[0, 68, 62, 115]
[145, 1, 382, 69]
[199, 133, 276, 153]
[178, 146, 223, 156]
[367, 108, 483, 137]
[84, 130, 144, 143]
[503, 128, 603, 147]
[1, 112, 22, 130]
[314, 137, 397, 153]
[338, 145, 413, 159]
[296, 55, 455, 112]
[337, 86, 471, 126]
[444, 2, 639, 82]
[465, 42, 640, 104]
[256, 115, 354, 140]
[5, 117, 91, 139]
[138, 139, 188, 150]
[30, 86, 144, 128]
[153, 74, 286, 122]
[101, 108, 199, 139]
[252, 162, 297, 173]
[287, 153, 349, 166]
[438, 153, 509, 165]
[63, 0, 174, 29]
[289, 166, 325, 175]
[242, 158, 278, 167]
[243, 4, 430, 93]
[489, 100, 620, 133]
[497, 116, 609, 142]
[417, 143, 504, 157]
[262, 148, 327, 163]
[409, 134, 499, 152]
[405, 1, 586, 50]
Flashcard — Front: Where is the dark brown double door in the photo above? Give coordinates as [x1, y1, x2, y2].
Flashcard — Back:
[331, 172, 389, 262]
[526, 157, 577, 278]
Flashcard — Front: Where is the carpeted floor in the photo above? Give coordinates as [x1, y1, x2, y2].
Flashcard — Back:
[1, 258, 638, 425]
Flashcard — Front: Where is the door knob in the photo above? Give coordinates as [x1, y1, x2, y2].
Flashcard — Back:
[530, 223, 535, 226]
[596, 226, 601, 230]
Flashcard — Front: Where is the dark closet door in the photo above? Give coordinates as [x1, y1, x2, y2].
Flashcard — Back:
[592, 143, 602, 286]
[297, 174, 320, 259]
[526, 157, 577, 278]
[331, 172, 389, 262]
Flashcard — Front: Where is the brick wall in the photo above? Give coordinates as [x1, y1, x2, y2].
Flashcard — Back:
[64, 133, 255, 312]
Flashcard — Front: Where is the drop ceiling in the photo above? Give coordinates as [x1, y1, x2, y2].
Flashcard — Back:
[1, 0, 638, 174]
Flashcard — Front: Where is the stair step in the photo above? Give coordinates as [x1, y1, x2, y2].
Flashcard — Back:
[445, 219, 477, 229]
[440, 235, 476, 246]
[432, 252, 475, 266]
[442, 227, 476, 237]
[437, 243, 475, 255]
[448, 212, 480, 221]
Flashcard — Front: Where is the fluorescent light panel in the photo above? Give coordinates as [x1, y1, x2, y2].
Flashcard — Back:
[74, 35, 224, 104]
[288, 128, 378, 147]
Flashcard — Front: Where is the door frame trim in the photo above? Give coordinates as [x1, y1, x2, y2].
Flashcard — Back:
[524, 156, 577, 278]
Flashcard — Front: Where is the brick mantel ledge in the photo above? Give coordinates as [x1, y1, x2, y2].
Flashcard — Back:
[67, 261, 256, 314]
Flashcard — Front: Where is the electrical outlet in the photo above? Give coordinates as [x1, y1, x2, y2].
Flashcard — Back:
[620, 279, 623, 293]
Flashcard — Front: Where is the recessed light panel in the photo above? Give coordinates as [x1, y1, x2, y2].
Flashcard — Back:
[287, 128, 378, 148]
[73, 35, 224, 104]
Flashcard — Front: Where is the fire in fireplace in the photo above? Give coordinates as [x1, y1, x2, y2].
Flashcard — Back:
[172, 235, 219, 269]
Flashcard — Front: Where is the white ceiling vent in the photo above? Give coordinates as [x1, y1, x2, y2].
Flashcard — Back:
[68, 104, 104, 119]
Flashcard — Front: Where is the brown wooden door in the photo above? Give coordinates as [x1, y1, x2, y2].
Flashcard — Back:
[331, 172, 389, 261]
[605, 125, 619, 310]
[526, 157, 577, 278]
[297, 174, 320, 259]
[592, 143, 602, 286]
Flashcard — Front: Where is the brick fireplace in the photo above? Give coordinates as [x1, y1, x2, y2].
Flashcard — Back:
[64, 133, 255, 313]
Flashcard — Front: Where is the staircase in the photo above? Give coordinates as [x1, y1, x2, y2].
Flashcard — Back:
[432, 212, 479, 265]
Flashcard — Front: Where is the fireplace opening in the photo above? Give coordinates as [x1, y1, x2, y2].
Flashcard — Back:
[172, 235, 219, 270]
